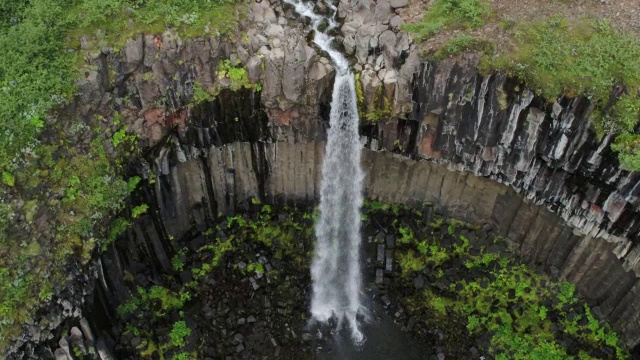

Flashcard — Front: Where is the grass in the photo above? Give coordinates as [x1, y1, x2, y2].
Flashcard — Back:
[490, 17, 640, 170]
[491, 17, 640, 103]
[432, 34, 493, 59]
[401, 0, 491, 40]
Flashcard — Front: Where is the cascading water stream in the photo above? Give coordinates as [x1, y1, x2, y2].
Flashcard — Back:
[283, 0, 366, 344]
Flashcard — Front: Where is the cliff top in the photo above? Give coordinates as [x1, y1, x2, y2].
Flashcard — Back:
[400, 0, 640, 170]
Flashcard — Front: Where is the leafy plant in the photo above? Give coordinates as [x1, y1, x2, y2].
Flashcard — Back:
[131, 204, 149, 219]
[168, 321, 191, 348]
[402, 0, 491, 39]
[217, 60, 255, 92]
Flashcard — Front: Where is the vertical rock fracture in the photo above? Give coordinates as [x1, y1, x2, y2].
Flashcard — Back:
[285, 0, 366, 343]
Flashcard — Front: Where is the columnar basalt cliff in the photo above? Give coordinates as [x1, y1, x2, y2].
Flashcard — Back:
[8, 0, 640, 358]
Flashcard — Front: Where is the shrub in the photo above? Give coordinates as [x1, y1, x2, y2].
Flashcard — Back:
[612, 130, 640, 171]
[168, 321, 191, 348]
[402, 0, 491, 39]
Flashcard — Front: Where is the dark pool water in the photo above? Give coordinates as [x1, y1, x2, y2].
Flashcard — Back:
[315, 312, 430, 360]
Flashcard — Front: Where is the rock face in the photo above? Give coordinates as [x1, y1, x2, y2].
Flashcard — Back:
[405, 57, 640, 272]
[138, 138, 640, 347]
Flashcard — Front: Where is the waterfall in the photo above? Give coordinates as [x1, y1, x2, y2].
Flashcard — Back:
[284, 0, 366, 343]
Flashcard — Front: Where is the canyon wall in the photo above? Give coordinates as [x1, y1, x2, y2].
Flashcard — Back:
[142, 137, 640, 348]
[81, 0, 640, 348]
[11, 0, 640, 357]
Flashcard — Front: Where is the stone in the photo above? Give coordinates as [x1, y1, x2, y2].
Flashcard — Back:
[376, 244, 385, 262]
[390, 0, 408, 8]
[385, 234, 395, 249]
[233, 333, 244, 344]
[407, 316, 417, 331]
[381, 295, 392, 307]
[379, 30, 398, 68]
[282, 37, 308, 104]
[414, 274, 425, 289]
[54, 349, 67, 360]
[69, 326, 86, 354]
[375, 269, 384, 284]
[385, 249, 394, 273]
[374, 0, 392, 22]
[124, 35, 144, 67]
[265, 24, 285, 38]
[79, 318, 95, 344]
[96, 339, 117, 360]
[263, 47, 285, 106]
[389, 15, 404, 28]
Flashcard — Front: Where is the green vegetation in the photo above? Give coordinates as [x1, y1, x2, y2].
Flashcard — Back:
[432, 34, 492, 59]
[427, 241, 622, 358]
[217, 60, 258, 92]
[117, 203, 314, 358]
[490, 18, 640, 103]
[405, 2, 640, 170]
[364, 201, 628, 360]
[402, 0, 490, 39]
[612, 134, 640, 170]
[0, 0, 244, 352]
[168, 321, 191, 349]
[191, 60, 261, 105]
[491, 17, 640, 170]
[354, 72, 394, 124]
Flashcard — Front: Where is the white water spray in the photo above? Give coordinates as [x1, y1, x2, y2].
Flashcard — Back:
[284, 0, 366, 343]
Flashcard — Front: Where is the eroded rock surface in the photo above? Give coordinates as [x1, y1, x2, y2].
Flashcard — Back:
[9, 0, 640, 357]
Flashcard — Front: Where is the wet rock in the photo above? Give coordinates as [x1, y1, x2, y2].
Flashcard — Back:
[54, 349, 67, 360]
[375, 269, 384, 284]
[79, 318, 94, 345]
[385, 249, 394, 273]
[385, 235, 395, 249]
[376, 244, 385, 262]
[381, 295, 392, 307]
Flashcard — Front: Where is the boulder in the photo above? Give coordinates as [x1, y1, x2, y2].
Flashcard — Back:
[390, 0, 409, 8]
